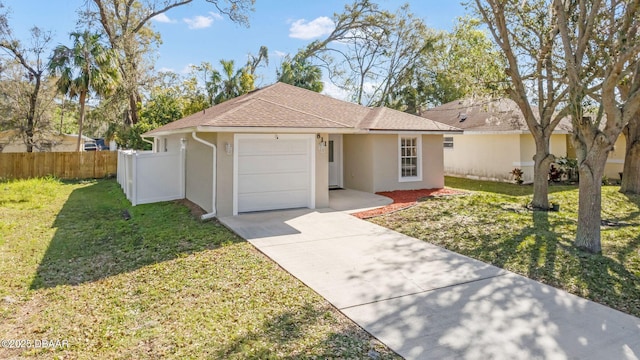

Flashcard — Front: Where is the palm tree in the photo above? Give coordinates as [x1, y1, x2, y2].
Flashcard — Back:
[277, 56, 324, 92]
[49, 31, 119, 151]
[214, 59, 255, 104]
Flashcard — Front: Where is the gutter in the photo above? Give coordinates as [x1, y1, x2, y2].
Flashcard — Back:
[141, 137, 155, 151]
[191, 132, 217, 220]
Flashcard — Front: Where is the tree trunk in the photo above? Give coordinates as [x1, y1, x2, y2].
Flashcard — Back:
[128, 92, 139, 125]
[575, 154, 607, 253]
[76, 91, 87, 152]
[620, 121, 640, 194]
[531, 140, 554, 209]
[25, 76, 41, 153]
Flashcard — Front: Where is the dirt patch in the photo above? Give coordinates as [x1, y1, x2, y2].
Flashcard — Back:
[352, 188, 466, 219]
[174, 199, 207, 219]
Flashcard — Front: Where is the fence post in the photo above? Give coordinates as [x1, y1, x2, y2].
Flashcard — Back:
[131, 152, 138, 206]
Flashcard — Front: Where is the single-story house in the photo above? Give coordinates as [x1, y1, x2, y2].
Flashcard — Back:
[125, 82, 460, 217]
[0, 130, 94, 153]
[423, 98, 627, 182]
[422, 98, 575, 183]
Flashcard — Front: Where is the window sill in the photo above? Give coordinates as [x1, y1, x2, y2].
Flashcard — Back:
[398, 176, 423, 183]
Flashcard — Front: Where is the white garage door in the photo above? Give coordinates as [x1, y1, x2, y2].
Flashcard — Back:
[235, 134, 314, 213]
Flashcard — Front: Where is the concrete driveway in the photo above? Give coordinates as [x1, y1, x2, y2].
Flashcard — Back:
[219, 191, 640, 359]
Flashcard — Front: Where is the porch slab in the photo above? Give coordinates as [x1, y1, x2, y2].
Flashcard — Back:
[328, 188, 393, 213]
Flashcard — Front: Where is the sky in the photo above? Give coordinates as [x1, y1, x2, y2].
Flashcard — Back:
[5, 0, 468, 97]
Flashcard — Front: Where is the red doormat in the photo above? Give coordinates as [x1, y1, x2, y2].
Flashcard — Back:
[352, 188, 465, 219]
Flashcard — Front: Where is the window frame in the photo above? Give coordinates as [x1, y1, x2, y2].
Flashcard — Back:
[443, 136, 454, 149]
[398, 135, 423, 182]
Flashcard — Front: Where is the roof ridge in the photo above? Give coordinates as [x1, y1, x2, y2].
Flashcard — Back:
[199, 85, 278, 125]
[357, 107, 385, 129]
[255, 97, 354, 128]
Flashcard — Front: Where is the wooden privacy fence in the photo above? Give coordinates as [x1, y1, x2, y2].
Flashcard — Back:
[0, 151, 118, 180]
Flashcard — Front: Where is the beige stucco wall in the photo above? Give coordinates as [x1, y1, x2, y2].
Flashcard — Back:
[215, 133, 234, 216]
[444, 133, 522, 182]
[370, 134, 444, 192]
[343, 135, 374, 192]
[421, 134, 446, 189]
[444, 133, 568, 183]
[315, 132, 329, 208]
[605, 135, 625, 180]
[343, 134, 444, 193]
[183, 133, 215, 213]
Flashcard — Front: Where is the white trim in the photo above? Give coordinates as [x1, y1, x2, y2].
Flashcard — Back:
[366, 130, 462, 135]
[607, 159, 624, 164]
[398, 134, 423, 182]
[145, 126, 462, 138]
[328, 134, 343, 188]
[233, 133, 315, 215]
[512, 161, 535, 167]
[463, 130, 572, 135]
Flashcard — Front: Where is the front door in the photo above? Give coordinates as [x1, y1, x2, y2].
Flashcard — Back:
[328, 134, 342, 188]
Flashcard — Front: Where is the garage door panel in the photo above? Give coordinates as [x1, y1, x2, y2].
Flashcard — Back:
[236, 135, 313, 213]
[239, 139, 308, 155]
[238, 190, 308, 213]
[239, 172, 309, 193]
[238, 154, 308, 174]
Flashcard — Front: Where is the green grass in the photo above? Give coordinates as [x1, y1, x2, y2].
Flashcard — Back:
[370, 176, 640, 317]
[0, 178, 399, 359]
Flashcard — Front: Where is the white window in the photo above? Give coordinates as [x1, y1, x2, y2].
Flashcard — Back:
[399, 135, 422, 182]
[443, 136, 454, 149]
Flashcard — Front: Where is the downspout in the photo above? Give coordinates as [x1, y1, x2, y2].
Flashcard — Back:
[141, 137, 155, 152]
[191, 132, 217, 220]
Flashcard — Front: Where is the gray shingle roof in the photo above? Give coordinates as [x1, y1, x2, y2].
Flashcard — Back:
[145, 82, 460, 135]
[421, 98, 573, 133]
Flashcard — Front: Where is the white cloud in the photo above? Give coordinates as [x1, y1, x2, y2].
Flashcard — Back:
[289, 16, 334, 39]
[180, 64, 195, 74]
[321, 81, 350, 101]
[183, 12, 222, 29]
[157, 67, 175, 73]
[209, 12, 223, 20]
[152, 13, 176, 23]
[274, 50, 288, 58]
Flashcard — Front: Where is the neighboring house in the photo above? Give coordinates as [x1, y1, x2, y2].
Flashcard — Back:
[0, 130, 93, 153]
[422, 98, 575, 183]
[121, 82, 460, 217]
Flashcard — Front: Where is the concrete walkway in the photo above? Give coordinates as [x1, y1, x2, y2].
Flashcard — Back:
[219, 192, 640, 359]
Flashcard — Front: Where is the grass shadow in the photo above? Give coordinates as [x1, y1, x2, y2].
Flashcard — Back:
[216, 303, 399, 359]
[30, 180, 241, 289]
[445, 176, 577, 197]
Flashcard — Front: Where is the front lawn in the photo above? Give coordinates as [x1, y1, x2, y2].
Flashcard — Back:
[370, 176, 640, 317]
[0, 178, 398, 359]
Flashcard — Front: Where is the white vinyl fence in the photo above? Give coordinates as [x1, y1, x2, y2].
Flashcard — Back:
[117, 149, 185, 206]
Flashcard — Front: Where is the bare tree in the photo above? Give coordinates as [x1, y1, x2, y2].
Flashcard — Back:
[474, 0, 569, 210]
[0, 4, 53, 152]
[299, 2, 436, 106]
[554, 0, 640, 252]
[86, 0, 255, 125]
